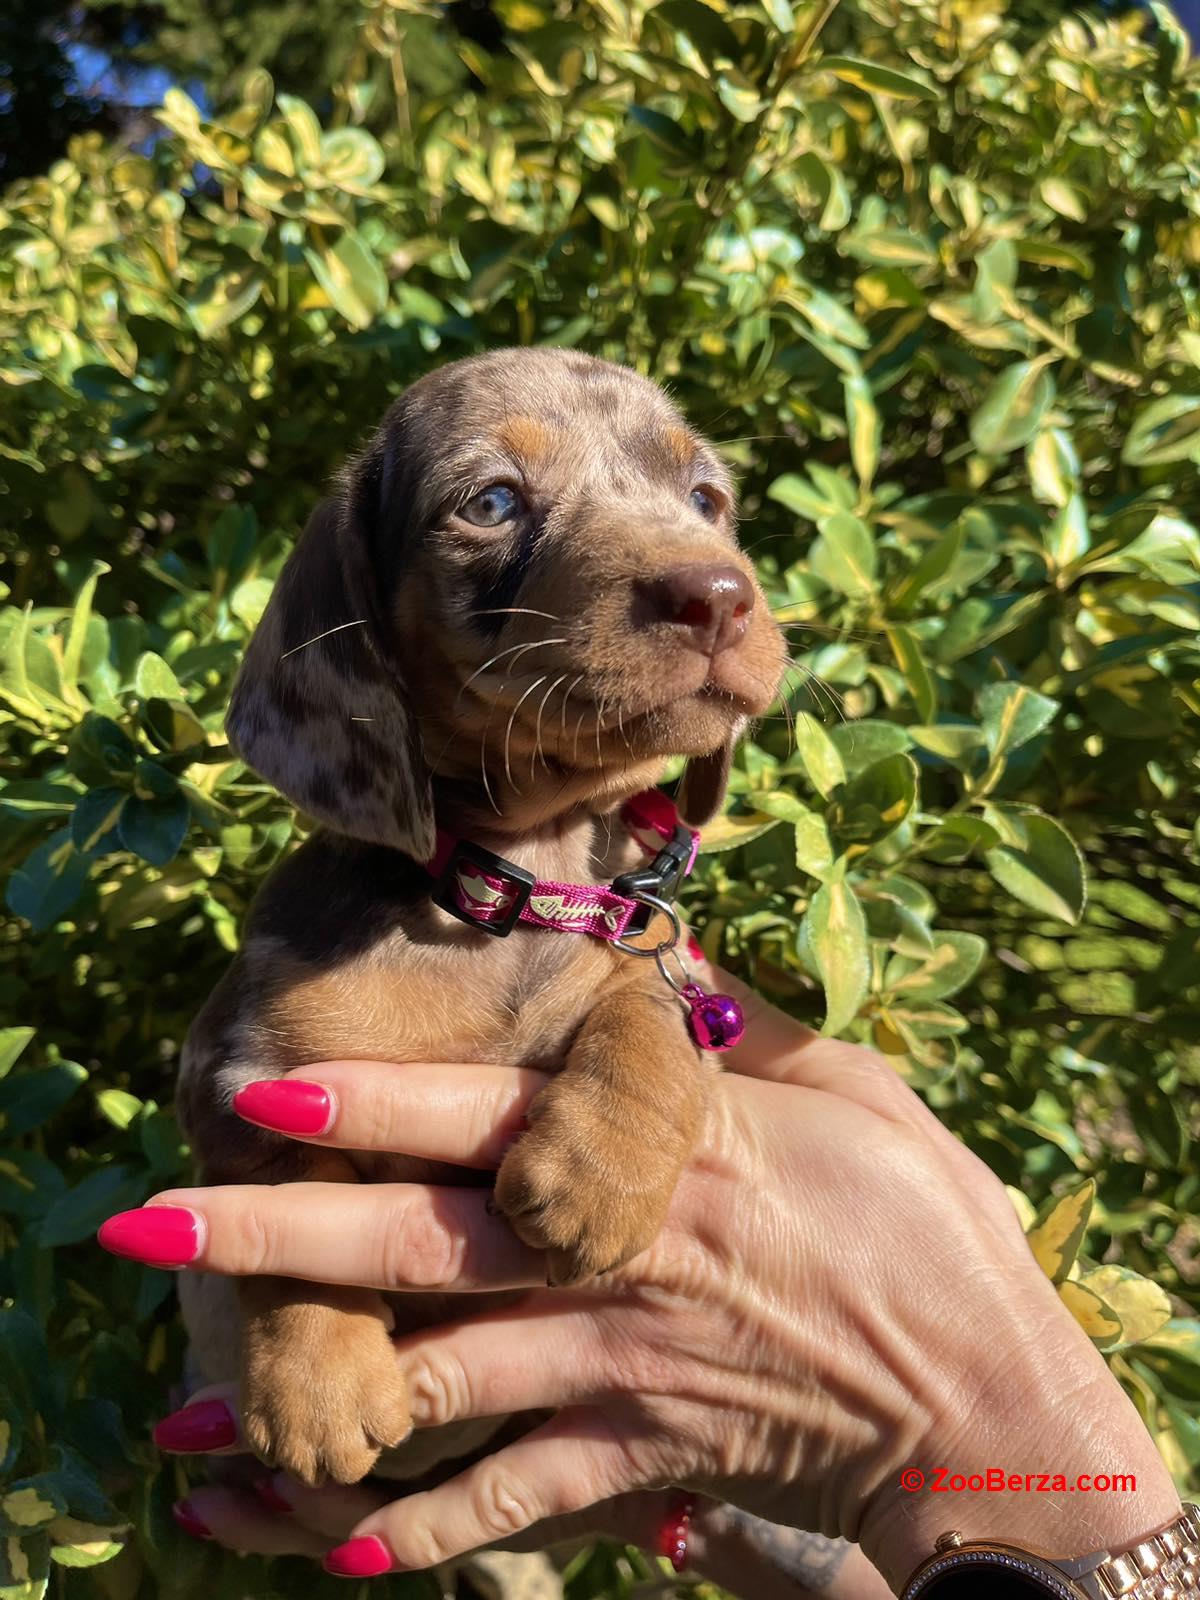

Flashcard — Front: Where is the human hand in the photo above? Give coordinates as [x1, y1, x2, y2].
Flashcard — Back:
[161, 1464, 888, 1598]
[100, 967, 1181, 1590]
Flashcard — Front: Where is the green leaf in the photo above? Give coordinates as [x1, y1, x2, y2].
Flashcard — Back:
[1059, 1279, 1123, 1349]
[0, 1479, 66, 1535]
[1045, 492, 1090, 569]
[1121, 395, 1200, 467]
[767, 473, 833, 520]
[39, 1165, 145, 1249]
[626, 105, 696, 159]
[0, 1060, 87, 1137]
[715, 74, 766, 121]
[834, 752, 918, 845]
[888, 930, 987, 1000]
[793, 809, 833, 877]
[978, 681, 1059, 757]
[969, 358, 1056, 455]
[142, 699, 207, 754]
[1075, 1266, 1172, 1349]
[759, 0, 793, 30]
[275, 93, 323, 168]
[1026, 1179, 1094, 1285]
[304, 229, 388, 329]
[655, 0, 742, 59]
[842, 375, 880, 489]
[61, 561, 109, 694]
[985, 813, 1086, 925]
[829, 720, 913, 774]
[186, 268, 264, 338]
[886, 624, 937, 720]
[908, 722, 984, 762]
[1039, 177, 1087, 222]
[5, 830, 90, 932]
[134, 652, 184, 701]
[0, 1029, 35, 1080]
[0, 781, 79, 819]
[1026, 427, 1079, 509]
[0, 1529, 49, 1596]
[818, 55, 939, 100]
[319, 127, 385, 188]
[696, 810, 783, 853]
[890, 520, 966, 610]
[810, 512, 877, 596]
[70, 787, 126, 855]
[793, 712, 846, 799]
[117, 793, 189, 866]
[807, 880, 870, 1036]
[96, 1089, 142, 1130]
[48, 1517, 125, 1570]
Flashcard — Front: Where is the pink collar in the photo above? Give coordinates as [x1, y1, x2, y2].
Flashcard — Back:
[423, 788, 699, 944]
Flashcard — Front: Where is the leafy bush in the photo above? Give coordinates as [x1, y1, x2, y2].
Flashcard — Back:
[1, 0, 1198, 1595]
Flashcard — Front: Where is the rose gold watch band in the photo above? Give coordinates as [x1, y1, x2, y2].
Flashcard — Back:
[901, 1504, 1200, 1600]
[1069, 1503, 1200, 1599]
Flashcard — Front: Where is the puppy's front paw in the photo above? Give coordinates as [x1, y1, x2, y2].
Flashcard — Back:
[494, 1085, 681, 1286]
[241, 1289, 411, 1487]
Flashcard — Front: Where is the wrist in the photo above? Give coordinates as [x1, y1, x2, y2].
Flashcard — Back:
[858, 1313, 1181, 1591]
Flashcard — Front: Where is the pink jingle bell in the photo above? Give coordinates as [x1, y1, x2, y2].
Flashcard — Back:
[684, 986, 746, 1052]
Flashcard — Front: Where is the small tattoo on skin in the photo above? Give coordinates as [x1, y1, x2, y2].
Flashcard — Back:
[717, 1506, 852, 1590]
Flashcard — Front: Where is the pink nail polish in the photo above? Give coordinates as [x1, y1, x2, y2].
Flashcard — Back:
[97, 1206, 200, 1268]
[323, 1535, 394, 1577]
[154, 1399, 239, 1452]
[686, 934, 704, 962]
[173, 1500, 213, 1540]
[233, 1079, 333, 1138]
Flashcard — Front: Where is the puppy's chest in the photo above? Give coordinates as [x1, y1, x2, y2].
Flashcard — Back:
[253, 928, 613, 1076]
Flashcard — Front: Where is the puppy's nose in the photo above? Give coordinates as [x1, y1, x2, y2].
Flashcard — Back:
[642, 564, 755, 655]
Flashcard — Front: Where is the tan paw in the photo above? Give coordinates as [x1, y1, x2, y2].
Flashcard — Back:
[241, 1290, 411, 1487]
[494, 1087, 681, 1286]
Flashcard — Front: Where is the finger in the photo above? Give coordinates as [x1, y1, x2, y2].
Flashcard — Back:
[100, 1183, 544, 1291]
[178, 1485, 329, 1557]
[327, 1408, 639, 1576]
[265, 1475, 392, 1540]
[394, 1299, 604, 1429]
[232, 1061, 548, 1167]
[153, 1385, 246, 1457]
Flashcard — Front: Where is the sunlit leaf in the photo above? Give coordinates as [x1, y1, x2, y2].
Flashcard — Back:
[807, 879, 870, 1036]
[1027, 1179, 1095, 1285]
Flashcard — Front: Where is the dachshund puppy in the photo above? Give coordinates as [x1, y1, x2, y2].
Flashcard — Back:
[177, 347, 787, 1490]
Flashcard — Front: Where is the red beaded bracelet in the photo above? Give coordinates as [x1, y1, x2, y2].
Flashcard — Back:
[656, 1491, 696, 1573]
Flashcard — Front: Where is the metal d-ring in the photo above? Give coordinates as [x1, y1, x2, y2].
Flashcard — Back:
[611, 890, 682, 957]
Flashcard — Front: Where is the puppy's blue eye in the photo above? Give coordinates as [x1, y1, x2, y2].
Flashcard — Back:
[690, 486, 719, 522]
[461, 484, 524, 527]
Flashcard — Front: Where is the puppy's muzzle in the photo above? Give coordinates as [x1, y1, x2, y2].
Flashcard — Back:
[637, 562, 755, 657]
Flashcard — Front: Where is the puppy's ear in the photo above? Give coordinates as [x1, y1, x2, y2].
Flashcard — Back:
[676, 731, 738, 827]
[226, 458, 436, 859]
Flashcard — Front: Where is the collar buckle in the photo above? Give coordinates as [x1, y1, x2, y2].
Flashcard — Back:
[611, 821, 695, 936]
[431, 840, 535, 938]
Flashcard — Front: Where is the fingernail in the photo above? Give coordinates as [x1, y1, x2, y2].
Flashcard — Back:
[154, 1398, 239, 1453]
[253, 1473, 294, 1515]
[97, 1206, 201, 1268]
[686, 935, 704, 961]
[323, 1535, 394, 1577]
[233, 1079, 334, 1138]
[172, 1500, 213, 1540]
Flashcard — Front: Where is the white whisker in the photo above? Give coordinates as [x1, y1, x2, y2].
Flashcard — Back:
[503, 676, 547, 792]
[278, 619, 365, 661]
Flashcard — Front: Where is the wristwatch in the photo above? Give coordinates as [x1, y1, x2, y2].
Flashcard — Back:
[900, 1503, 1200, 1598]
